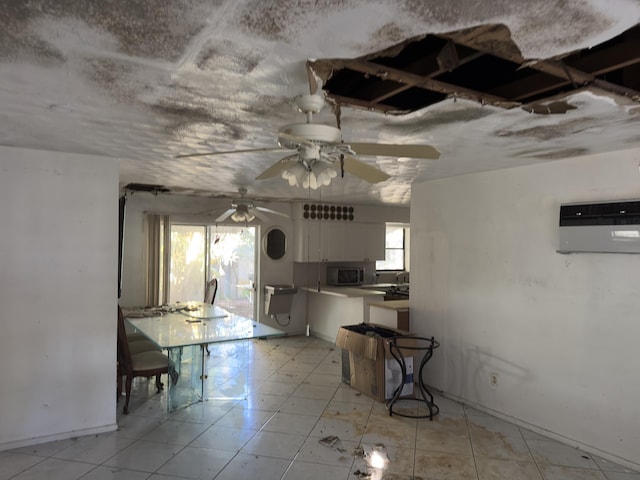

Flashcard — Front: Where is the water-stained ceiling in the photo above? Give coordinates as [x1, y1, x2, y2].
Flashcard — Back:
[1, 0, 639, 205]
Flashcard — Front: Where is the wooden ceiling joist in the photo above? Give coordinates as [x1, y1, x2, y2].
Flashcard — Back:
[313, 23, 640, 115]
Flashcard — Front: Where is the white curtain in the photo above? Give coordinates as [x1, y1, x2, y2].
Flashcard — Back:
[145, 214, 169, 306]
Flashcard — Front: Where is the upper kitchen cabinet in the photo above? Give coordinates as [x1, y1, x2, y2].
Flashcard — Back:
[294, 220, 323, 262]
[344, 223, 385, 261]
[294, 215, 385, 262]
[292, 202, 409, 263]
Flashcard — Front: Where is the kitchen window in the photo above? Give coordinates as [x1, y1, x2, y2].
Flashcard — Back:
[376, 224, 408, 271]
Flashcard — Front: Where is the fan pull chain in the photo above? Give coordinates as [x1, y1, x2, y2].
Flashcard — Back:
[316, 187, 322, 292]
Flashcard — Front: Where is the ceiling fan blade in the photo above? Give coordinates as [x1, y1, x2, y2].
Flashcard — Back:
[176, 147, 284, 159]
[306, 61, 321, 95]
[342, 155, 391, 184]
[250, 208, 268, 222]
[214, 208, 235, 223]
[348, 142, 440, 159]
[255, 206, 290, 218]
[255, 154, 300, 180]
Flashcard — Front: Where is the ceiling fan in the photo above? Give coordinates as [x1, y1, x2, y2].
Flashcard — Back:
[214, 188, 289, 223]
[177, 75, 440, 188]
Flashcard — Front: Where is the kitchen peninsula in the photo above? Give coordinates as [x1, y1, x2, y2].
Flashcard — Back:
[369, 299, 410, 331]
[303, 285, 386, 341]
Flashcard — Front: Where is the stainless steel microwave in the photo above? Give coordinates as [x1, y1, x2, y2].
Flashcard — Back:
[327, 267, 365, 286]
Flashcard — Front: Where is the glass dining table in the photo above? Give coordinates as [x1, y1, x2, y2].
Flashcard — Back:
[124, 301, 285, 412]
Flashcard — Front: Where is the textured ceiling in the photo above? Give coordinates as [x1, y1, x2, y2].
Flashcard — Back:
[1, 0, 640, 206]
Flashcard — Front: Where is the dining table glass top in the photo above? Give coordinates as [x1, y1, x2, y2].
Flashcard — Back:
[124, 302, 284, 349]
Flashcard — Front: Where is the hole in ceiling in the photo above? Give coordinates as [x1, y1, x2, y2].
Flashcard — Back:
[311, 23, 640, 115]
[124, 183, 170, 194]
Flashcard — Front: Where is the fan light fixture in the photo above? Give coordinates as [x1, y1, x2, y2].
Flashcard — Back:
[281, 161, 337, 189]
[230, 204, 255, 223]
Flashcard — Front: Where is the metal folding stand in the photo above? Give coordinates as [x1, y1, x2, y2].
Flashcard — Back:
[386, 335, 440, 420]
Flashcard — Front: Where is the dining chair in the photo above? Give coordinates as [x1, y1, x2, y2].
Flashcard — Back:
[118, 306, 162, 355]
[205, 278, 218, 304]
[203, 278, 218, 355]
[117, 306, 171, 414]
[126, 331, 148, 342]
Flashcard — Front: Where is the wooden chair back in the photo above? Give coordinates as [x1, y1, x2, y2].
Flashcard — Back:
[205, 278, 218, 304]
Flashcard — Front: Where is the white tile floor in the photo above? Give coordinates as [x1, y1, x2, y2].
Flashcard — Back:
[2, 335, 639, 480]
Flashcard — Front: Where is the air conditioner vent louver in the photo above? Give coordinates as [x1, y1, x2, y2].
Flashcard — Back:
[302, 203, 355, 221]
[559, 201, 640, 226]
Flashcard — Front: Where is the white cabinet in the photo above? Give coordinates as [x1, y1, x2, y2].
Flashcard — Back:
[344, 223, 385, 261]
[294, 220, 322, 262]
[293, 220, 344, 262]
[323, 223, 348, 261]
[294, 221, 385, 262]
[364, 223, 386, 261]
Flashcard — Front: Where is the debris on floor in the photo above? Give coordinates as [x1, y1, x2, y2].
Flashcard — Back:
[352, 443, 391, 479]
[318, 435, 347, 453]
[352, 468, 372, 479]
[319, 437, 390, 478]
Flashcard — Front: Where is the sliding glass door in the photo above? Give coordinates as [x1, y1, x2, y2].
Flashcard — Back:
[169, 225, 206, 303]
[207, 225, 256, 319]
[168, 224, 256, 319]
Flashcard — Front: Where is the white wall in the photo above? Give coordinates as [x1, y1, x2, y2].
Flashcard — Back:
[0, 146, 118, 450]
[410, 148, 640, 468]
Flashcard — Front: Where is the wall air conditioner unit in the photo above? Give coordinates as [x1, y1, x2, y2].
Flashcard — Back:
[558, 200, 640, 253]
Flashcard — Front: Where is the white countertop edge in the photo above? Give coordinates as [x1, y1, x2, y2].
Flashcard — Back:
[369, 299, 410, 310]
[300, 286, 386, 298]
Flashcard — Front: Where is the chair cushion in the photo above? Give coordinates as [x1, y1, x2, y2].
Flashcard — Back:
[129, 341, 161, 355]
[131, 351, 169, 370]
[127, 332, 148, 342]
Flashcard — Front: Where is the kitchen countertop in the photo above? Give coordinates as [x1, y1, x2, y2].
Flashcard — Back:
[301, 285, 386, 298]
[369, 299, 409, 311]
[360, 283, 410, 290]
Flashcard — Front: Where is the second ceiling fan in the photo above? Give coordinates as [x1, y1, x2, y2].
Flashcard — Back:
[214, 188, 289, 223]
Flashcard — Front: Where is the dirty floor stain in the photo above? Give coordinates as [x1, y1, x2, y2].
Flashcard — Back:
[7, 336, 638, 479]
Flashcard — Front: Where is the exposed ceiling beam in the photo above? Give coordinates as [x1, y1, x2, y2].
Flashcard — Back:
[311, 58, 517, 108]
[566, 40, 640, 76]
[370, 84, 413, 103]
[314, 23, 640, 117]
[368, 44, 485, 104]
[441, 26, 640, 101]
[489, 72, 570, 101]
[325, 93, 406, 113]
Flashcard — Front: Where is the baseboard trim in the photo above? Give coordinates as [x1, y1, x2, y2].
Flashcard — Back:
[0, 423, 118, 453]
[440, 391, 640, 473]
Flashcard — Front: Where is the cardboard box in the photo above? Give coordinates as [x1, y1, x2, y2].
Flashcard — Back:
[335, 323, 415, 402]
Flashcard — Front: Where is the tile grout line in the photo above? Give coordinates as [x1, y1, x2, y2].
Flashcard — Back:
[411, 407, 419, 479]
[278, 343, 330, 480]
[516, 424, 547, 480]
[135, 338, 277, 479]
[301, 343, 361, 479]
[463, 404, 482, 480]
[212, 338, 305, 480]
